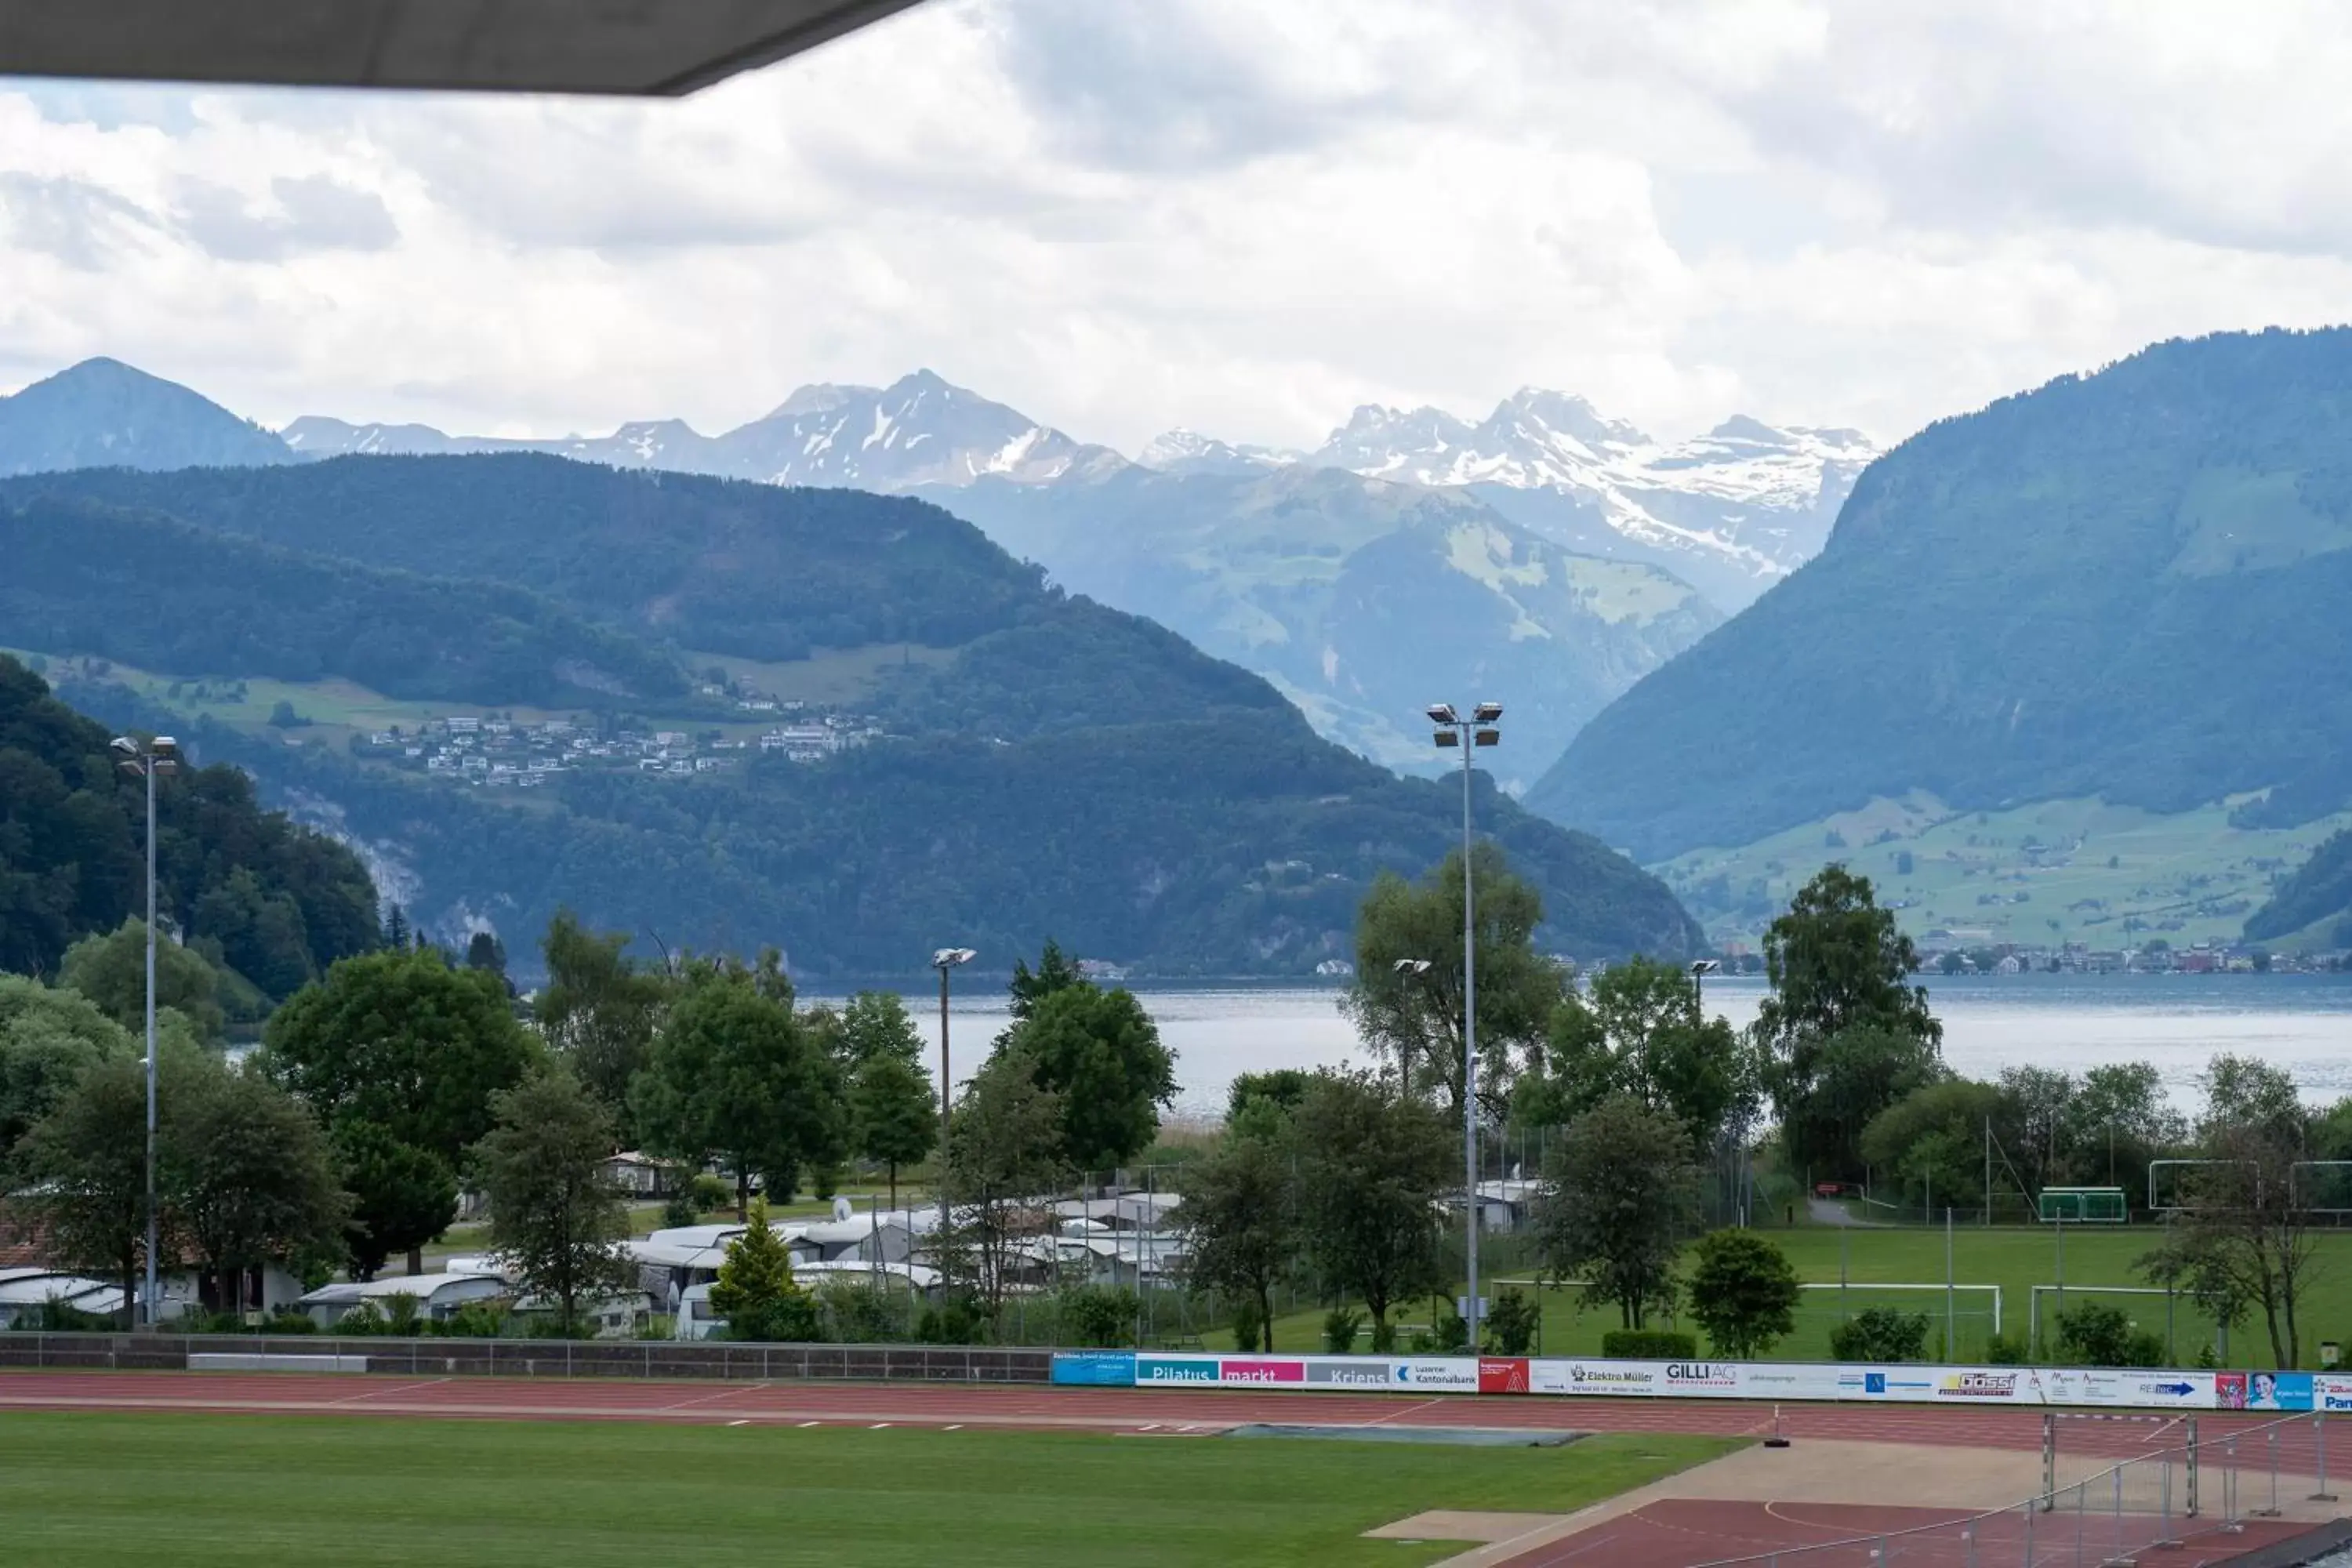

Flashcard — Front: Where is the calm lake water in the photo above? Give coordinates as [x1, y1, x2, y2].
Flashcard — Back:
[811, 973, 2352, 1118]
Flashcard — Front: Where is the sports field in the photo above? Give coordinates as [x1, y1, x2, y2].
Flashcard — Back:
[1234, 1225, 2352, 1366]
[0, 1410, 1735, 1567]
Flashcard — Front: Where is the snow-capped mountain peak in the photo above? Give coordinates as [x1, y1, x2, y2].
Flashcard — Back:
[1136, 426, 1302, 476]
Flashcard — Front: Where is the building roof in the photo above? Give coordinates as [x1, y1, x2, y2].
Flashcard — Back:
[0, 0, 925, 96]
[299, 1272, 508, 1306]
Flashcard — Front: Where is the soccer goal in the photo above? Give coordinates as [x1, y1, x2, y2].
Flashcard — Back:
[1793, 1282, 2004, 1359]
[2038, 1186, 2129, 1223]
[2291, 1160, 2352, 1214]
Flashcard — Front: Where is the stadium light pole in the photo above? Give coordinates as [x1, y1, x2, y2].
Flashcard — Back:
[1428, 700, 1500, 1348]
[931, 947, 976, 1281]
[111, 734, 180, 1330]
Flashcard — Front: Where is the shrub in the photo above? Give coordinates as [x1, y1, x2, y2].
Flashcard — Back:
[437, 1302, 508, 1340]
[1484, 1290, 1539, 1356]
[1430, 1302, 1469, 1354]
[1057, 1286, 1138, 1349]
[1686, 1229, 1802, 1359]
[1984, 1331, 2030, 1366]
[659, 1192, 702, 1230]
[378, 1293, 423, 1338]
[1601, 1329, 1698, 1359]
[818, 1279, 907, 1345]
[1321, 1305, 1364, 1355]
[335, 1303, 387, 1336]
[1231, 1295, 1265, 1354]
[1369, 1318, 1399, 1355]
[2053, 1301, 2154, 1368]
[2123, 1330, 2166, 1368]
[1830, 1308, 1929, 1363]
[262, 1310, 317, 1336]
[916, 1298, 983, 1345]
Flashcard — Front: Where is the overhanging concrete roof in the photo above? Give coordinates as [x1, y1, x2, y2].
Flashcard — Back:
[0, 0, 927, 96]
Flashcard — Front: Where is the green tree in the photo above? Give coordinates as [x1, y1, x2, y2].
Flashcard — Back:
[1534, 1096, 1699, 1330]
[261, 946, 536, 1271]
[533, 909, 672, 1142]
[1291, 1070, 1453, 1347]
[849, 1050, 936, 1212]
[943, 1051, 1070, 1312]
[1522, 956, 1754, 1151]
[57, 918, 227, 1040]
[1007, 939, 1085, 1022]
[1753, 867, 1943, 1178]
[1792, 1025, 1947, 1191]
[1342, 845, 1570, 1117]
[1483, 1288, 1540, 1355]
[172, 1064, 349, 1316]
[1686, 1229, 1802, 1359]
[0, 975, 132, 1164]
[332, 1121, 459, 1282]
[633, 958, 843, 1218]
[835, 989, 926, 1068]
[13, 1044, 201, 1326]
[1000, 981, 1175, 1173]
[1831, 1306, 1929, 1363]
[1177, 1131, 1294, 1352]
[472, 1069, 633, 1337]
[708, 1197, 820, 1342]
[1860, 1077, 2007, 1214]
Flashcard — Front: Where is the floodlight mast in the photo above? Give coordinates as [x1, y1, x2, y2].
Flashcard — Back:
[1426, 701, 1501, 1348]
[113, 735, 178, 1330]
[931, 946, 976, 1285]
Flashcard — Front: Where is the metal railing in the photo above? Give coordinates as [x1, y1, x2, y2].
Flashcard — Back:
[1690, 1412, 2339, 1567]
[0, 1333, 1054, 1383]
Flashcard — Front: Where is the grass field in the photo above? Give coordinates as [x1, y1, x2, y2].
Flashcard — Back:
[0, 1412, 1734, 1567]
[1657, 793, 2352, 952]
[1211, 1225, 2352, 1368]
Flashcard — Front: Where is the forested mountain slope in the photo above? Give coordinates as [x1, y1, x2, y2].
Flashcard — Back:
[1529, 328, 2352, 863]
[0, 655, 379, 994]
[3, 458, 1701, 973]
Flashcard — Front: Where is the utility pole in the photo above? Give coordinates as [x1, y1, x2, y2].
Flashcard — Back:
[1427, 700, 1501, 1349]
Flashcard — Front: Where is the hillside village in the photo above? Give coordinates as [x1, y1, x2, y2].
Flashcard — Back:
[353, 708, 881, 787]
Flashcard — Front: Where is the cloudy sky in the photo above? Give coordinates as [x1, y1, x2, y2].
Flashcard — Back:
[5, 0, 2351, 453]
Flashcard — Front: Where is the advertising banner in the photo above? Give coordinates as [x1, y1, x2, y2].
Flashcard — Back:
[1134, 1354, 1222, 1385]
[2315, 1375, 2352, 1414]
[1660, 1362, 1744, 1398]
[1387, 1357, 1481, 1391]
[2040, 1368, 2212, 1409]
[1218, 1358, 1307, 1386]
[1305, 1359, 1397, 1389]
[2243, 1370, 2314, 1411]
[1051, 1351, 1138, 1387]
[1738, 1363, 1859, 1403]
[1478, 1358, 1530, 1395]
[1531, 1360, 1664, 1397]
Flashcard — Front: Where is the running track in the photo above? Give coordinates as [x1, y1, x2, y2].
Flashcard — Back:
[0, 1369, 2313, 1461]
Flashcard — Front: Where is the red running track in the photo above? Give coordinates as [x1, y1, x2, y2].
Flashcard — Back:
[0, 1369, 2302, 1459]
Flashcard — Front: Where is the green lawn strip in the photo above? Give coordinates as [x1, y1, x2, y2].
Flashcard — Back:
[1221, 1227, 2352, 1367]
[0, 1412, 1733, 1568]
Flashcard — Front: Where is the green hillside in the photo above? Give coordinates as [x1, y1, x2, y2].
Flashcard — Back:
[0, 456, 1702, 975]
[1528, 328, 2352, 863]
[0, 655, 379, 995]
[2245, 828, 2352, 947]
[1657, 792, 2352, 953]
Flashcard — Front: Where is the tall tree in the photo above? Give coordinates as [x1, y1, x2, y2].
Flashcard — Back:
[13, 1045, 200, 1326]
[1177, 1130, 1294, 1352]
[0, 975, 132, 1165]
[533, 909, 671, 1142]
[262, 946, 536, 1271]
[943, 1051, 1069, 1311]
[332, 1122, 459, 1282]
[708, 1198, 819, 1342]
[1686, 1229, 1802, 1359]
[1753, 868, 1943, 1178]
[473, 1069, 633, 1336]
[1534, 1095, 1700, 1330]
[172, 1065, 348, 1315]
[57, 918, 227, 1040]
[1860, 1077, 2009, 1214]
[834, 989, 926, 1068]
[1291, 1070, 1453, 1348]
[849, 1050, 935, 1213]
[1006, 940, 1085, 1023]
[999, 980, 1176, 1174]
[1521, 956, 1755, 1151]
[1341, 845, 1570, 1118]
[632, 958, 842, 1218]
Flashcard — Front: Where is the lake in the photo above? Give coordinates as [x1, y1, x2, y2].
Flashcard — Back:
[809, 973, 2352, 1117]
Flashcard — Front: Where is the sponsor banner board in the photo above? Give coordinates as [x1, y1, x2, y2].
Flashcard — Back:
[1305, 1359, 1396, 1389]
[1051, 1352, 1137, 1387]
[1737, 1363, 1857, 1403]
[2316, 1375, 2352, 1414]
[1478, 1358, 1530, 1395]
[2241, 1370, 2314, 1412]
[1388, 1357, 1481, 1391]
[1134, 1354, 1221, 1385]
[1926, 1368, 2042, 1403]
[1661, 1362, 1744, 1398]
[1530, 1359, 1664, 1397]
[2041, 1368, 2212, 1409]
[1219, 1358, 1307, 1386]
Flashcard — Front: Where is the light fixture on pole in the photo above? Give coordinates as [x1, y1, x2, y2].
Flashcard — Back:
[111, 734, 179, 1331]
[1390, 958, 1432, 1096]
[930, 946, 976, 1278]
[1428, 699, 1500, 1349]
[1689, 958, 1720, 1014]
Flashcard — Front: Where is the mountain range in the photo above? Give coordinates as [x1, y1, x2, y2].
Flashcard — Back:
[1529, 327, 2352, 948]
[0, 357, 1871, 776]
[1, 456, 1704, 974]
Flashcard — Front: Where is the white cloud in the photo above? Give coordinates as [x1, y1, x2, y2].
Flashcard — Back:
[4, 0, 2352, 452]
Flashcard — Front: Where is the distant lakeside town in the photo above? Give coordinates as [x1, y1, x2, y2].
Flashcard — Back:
[350, 706, 883, 788]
